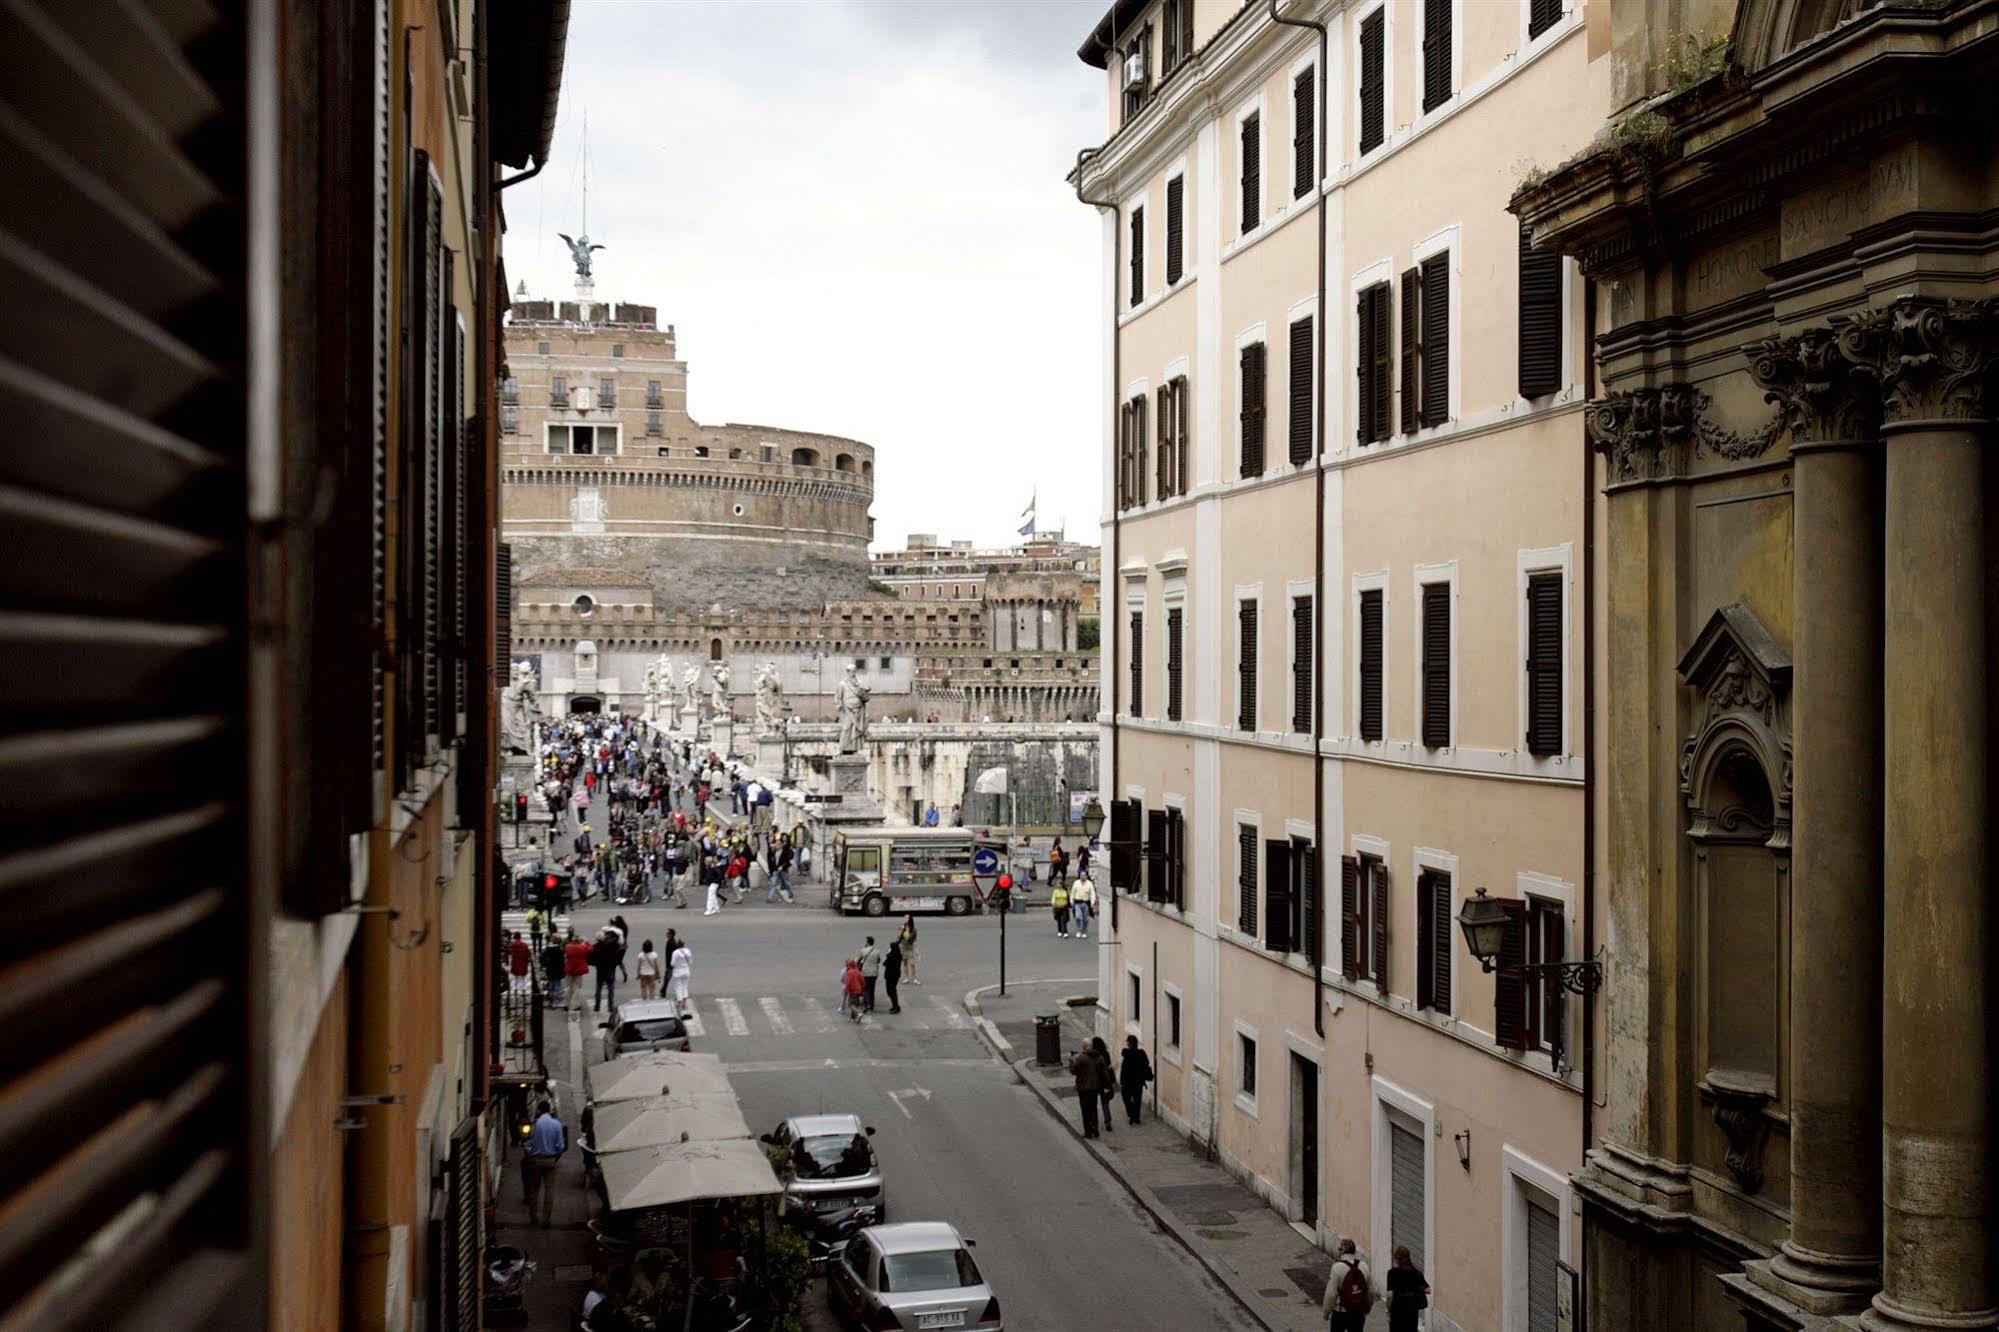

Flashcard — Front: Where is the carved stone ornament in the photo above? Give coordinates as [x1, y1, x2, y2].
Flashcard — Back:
[1834, 295, 1999, 425]
[1744, 327, 1878, 444]
[1586, 388, 1662, 484]
[1589, 383, 1783, 484]
[1701, 1071, 1775, 1194]
[1676, 603, 1793, 844]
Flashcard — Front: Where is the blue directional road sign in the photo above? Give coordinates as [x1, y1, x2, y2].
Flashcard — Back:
[971, 846, 1003, 900]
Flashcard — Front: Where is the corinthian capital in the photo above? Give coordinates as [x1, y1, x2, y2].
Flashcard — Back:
[1834, 296, 1999, 426]
[1587, 388, 1661, 484]
[1744, 328, 1877, 445]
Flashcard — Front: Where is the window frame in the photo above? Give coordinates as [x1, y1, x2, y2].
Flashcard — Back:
[1236, 325, 1268, 479]
[1418, 0, 1462, 118]
[1413, 848, 1459, 1017]
[1288, 581, 1316, 735]
[1161, 980, 1185, 1066]
[1286, 298, 1319, 466]
[1236, 814, 1261, 937]
[1234, 1021, 1261, 1116]
[1290, 53, 1320, 201]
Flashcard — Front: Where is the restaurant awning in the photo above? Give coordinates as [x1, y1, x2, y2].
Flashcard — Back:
[585, 1050, 733, 1104]
[599, 1138, 783, 1211]
[591, 1094, 752, 1153]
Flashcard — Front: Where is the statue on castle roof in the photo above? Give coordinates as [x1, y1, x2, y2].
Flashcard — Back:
[558, 232, 605, 285]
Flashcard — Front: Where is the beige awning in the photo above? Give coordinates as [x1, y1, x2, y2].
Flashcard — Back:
[599, 1137, 783, 1211]
[585, 1051, 733, 1105]
[591, 1094, 752, 1152]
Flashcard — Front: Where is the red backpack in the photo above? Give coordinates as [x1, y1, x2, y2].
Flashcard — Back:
[1337, 1263, 1372, 1313]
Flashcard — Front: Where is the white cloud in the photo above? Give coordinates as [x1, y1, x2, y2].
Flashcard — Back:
[506, 0, 1109, 549]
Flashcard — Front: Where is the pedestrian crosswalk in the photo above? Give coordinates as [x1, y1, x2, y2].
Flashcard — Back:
[500, 909, 572, 938]
[631, 991, 973, 1041]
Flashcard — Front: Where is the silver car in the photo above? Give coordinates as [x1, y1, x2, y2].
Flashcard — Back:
[828, 1222, 1001, 1331]
[765, 1113, 885, 1217]
[598, 997, 692, 1062]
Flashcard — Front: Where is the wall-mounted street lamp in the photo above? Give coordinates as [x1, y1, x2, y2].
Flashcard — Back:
[1454, 887, 1603, 995]
[1453, 1128, 1472, 1173]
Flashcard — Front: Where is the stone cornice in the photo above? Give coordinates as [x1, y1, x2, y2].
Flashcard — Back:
[503, 464, 873, 506]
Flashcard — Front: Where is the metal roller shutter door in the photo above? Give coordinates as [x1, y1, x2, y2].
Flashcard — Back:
[1389, 1116, 1425, 1270]
[1526, 1190, 1561, 1332]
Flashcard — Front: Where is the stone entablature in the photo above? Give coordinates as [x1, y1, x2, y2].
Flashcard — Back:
[509, 603, 988, 651]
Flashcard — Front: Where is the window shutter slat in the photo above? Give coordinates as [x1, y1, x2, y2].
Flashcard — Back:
[1293, 67, 1315, 198]
[1238, 600, 1259, 730]
[1292, 594, 1313, 733]
[1495, 899, 1530, 1049]
[1239, 825, 1259, 934]
[1240, 112, 1261, 233]
[1264, 839, 1293, 953]
[1359, 11, 1385, 153]
[1400, 267, 1421, 435]
[1341, 856, 1361, 981]
[1422, 582, 1450, 747]
[1526, 572, 1563, 754]
[1359, 588, 1383, 742]
[1422, 0, 1452, 111]
[1421, 253, 1450, 426]
[1518, 221, 1564, 399]
[1370, 861, 1390, 994]
[1288, 316, 1314, 465]
[1165, 177, 1184, 285]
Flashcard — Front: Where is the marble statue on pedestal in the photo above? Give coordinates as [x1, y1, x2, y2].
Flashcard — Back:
[835, 666, 870, 754]
[501, 659, 540, 755]
[754, 662, 783, 736]
[680, 666, 698, 728]
[711, 663, 732, 721]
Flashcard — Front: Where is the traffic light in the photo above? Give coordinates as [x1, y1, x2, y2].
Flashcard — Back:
[514, 792, 528, 823]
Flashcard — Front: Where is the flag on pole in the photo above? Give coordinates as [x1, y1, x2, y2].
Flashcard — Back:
[1017, 490, 1037, 537]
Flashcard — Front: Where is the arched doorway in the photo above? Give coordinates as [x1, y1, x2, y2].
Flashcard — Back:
[569, 695, 602, 715]
[710, 638, 724, 661]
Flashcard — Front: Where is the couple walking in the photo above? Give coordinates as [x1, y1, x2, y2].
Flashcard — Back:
[1066, 1034, 1154, 1138]
[1320, 1240, 1430, 1332]
[1050, 873, 1097, 938]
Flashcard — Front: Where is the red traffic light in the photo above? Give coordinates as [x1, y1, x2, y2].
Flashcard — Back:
[997, 874, 1013, 890]
[545, 875, 559, 890]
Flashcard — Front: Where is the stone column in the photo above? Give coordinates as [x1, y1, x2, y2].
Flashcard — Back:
[1745, 332, 1885, 1313]
[1846, 298, 1995, 1332]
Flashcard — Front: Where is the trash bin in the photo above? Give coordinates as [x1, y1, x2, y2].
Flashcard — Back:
[1034, 1014, 1062, 1066]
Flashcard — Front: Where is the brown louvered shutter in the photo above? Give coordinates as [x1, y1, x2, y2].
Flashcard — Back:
[1166, 606, 1184, 721]
[1288, 315, 1314, 465]
[1156, 384, 1172, 499]
[1265, 839, 1294, 953]
[1238, 825, 1259, 933]
[1422, 582, 1450, 747]
[1165, 176, 1184, 285]
[1240, 111, 1261, 233]
[1179, 0, 1195, 69]
[422, 167, 445, 756]
[1240, 342, 1266, 477]
[1518, 221, 1564, 399]
[1238, 599, 1259, 730]
[1416, 871, 1437, 1009]
[1421, 252, 1450, 426]
[1539, 906, 1565, 1052]
[1341, 856, 1362, 980]
[1129, 609, 1144, 717]
[1358, 589, 1384, 742]
[1370, 860, 1390, 995]
[1133, 393, 1149, 505]
[1416, 871, 1453, 1013]
[1359, 10, 1386, 153]
[1526, 572, 1563, 754]
[1400, 267, 1421, 434]
[438, 285, 462, 746]
[1293, 67, 1315, 198]
[1117, 402, 1131, 507]
[1175, 378, 1190, 495]
[1129, 205, 1145, 307]
[0, 0, 261, 1318]
[496, 543, 514, 663]
[1422, 0, 1452, 111]
[1145, 808, 1169, 902]
[1292, 594, 1314, 732]
[368, 0, 392, 786]
[1495, 898, 1530, 1049]
[1111, 798, 1142, 892]
[1299, 840, 1321, 966]
[1162, 0, 1179, 69]
[1368, 284, 1393, 442]
[1356, 288, 1378, 444]
[1529, 0, 1565, 40]
[1169, 809, 1187, 908]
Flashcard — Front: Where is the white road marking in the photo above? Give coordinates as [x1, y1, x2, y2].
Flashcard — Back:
[680, 1005, 706, 1039]
[885, 1086, 934, 1119]
[927, 995, 970, 1029]
[759, 997, 794, 1034]
[727, 1058, 995, 1074]
[715, 997, 751, 1036]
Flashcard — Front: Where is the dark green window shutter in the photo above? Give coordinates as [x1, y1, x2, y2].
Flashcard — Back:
[1175, 378, 1191, 495]
[1526, 572, 1563, 754]
[1370, 860, 1390, 993]
[1293, 67, 1315, 198]
[1341, 856, 1362, 981]
[1240, 341, 1266, 477]
[1240, 111, 1261, 232]
[1359, 10, 1386, 153]
[1495, 898, 1530, 1049]
[1238, 599, 1259, 730]
[1422, 582, 1450, 747]
[1288, 316, 1314, 465]
[1422, 0, 1452, 111]
[1420, 252, 1450, 426]
[1359, 588, 1383, 742]
[1518, 221, 1564, 398]
[1356, 288, 1376, 444]
[1165, 176, 1184, 285]
[1145, 808, 1169, 902]
[1132, 393, 1149, 505]
[1416, 871, 1453, 1013]
[1297, 838, 1322, 966]
[1370, 284, 1393, 442]
[1400, 267, 1421, 434]
[1156, 384, 1173, 500]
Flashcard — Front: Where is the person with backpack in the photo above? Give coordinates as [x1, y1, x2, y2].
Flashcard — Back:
[1321, 1238, 1375, 1330]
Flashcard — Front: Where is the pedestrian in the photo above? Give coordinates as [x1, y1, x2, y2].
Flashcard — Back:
[1071, 873, 1097, 939]
[703, 853, 722, 916]
[1118, 1035, 1153, 1124]
[770, 835, 795, 903]
[1076, 839, 1091, 879]
[523, 1101, 565, 1227]
[1068, 1042, 1109, 1138]
[506, 931, 532, 992]
[841, 958, 865, 1022]
[669, 936, 693, 1016]
[728, 847, 749, 904]
[1090, 1036, 1117, 1134]
[635, 939, 661, 1000]
[883, 933, 903, 1014]
[858, 936, 882, 1013]
[1321, 1238, 1375, 1332]
[897, 914, 920, 985]
[590, 930, 620, 1012]
[540, 934, 565, 1004]
[563, 932, 589, 1013]
[1048, 842, 1067, 887]
[1384, 1246, 1429, 1332]
[1050, 880, 1071, 937]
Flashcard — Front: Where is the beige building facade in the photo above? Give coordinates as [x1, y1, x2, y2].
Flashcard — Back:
[1076, 1, 1606, 1327]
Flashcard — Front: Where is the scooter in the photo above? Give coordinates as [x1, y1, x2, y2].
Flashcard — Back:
[482, 1245, 535, 1312]
[783, 1197, 881, 1272]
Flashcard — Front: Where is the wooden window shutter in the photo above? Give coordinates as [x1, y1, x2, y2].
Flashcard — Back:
[1526, 572, 1563, 754]
[1358, 588, 1384, 742]
[1175, 378, 1190, 495]
[1240, 111, 1261, 233]
[1370, 284, 1393, 441]
[1370, 860, 1390, 995]
[1133, 393, 1149, 506]
[1129, 206, 1145, 307]
[1165, 177, 1184, 286]
[1293, 67, 1315, 198]
[1166, 607, 1184, 721]
[1298, 839, 1322, 966]
[1292, 594, 1314, 733]
[1129, 609, 1144, 717]
[1341, 856, 1362, 980]
[1518, 220, 1564, 399]
[1359, 10, 1386, 153]
[1156, 384, 1172, 499]
[1288, 316, 1314, 465]
[1540, 906, 1564, 1049]
[1422, 0, 1452, 112]
[1240, 342, 1266, 477]
[1162, 2, 1178, 73]
[1170, 810, 1187, 908]
[1238, 825, 1259, 933]
[421, 168, 445, 752]
[1118, 402, 1133, 507]
[1420, 252, 1450, 426]
[1238, 599, 1259, 730]
[1145, 808, 1169, 902]
[1416, 871, 1453, 1013]
[1494, 898, 1530, 1049]
[1529, 0, 1564, 40]
[1416, 871, 1437, 1009]
[1421, 582, 1450, 747]
[1400, 267, 1421, 434]
[1356, 288, 1380, 445]
[1180, 0, 1195, 68]
[1264, 839, 1294, 953]
[1111, 798, 1142, 891]
[496, 543, 514, 663]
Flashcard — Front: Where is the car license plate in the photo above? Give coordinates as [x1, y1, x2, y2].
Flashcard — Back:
[917, 1314, 965, 1329]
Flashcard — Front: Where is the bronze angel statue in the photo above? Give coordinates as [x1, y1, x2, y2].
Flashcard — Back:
[558, 232, 605, 284]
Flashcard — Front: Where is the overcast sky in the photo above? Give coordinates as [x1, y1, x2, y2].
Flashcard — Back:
[504, 0, 1109, 552]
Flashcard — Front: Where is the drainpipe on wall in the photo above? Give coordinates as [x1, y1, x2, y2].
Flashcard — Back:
[1266, 0, 1329, 1040]
[1579, 277, 1598, 1330]
[1075, 147, 1120, 938]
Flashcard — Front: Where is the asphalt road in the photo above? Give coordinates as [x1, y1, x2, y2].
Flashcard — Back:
[565, 882, 1251, 1331]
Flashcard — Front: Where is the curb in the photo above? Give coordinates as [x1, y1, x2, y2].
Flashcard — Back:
[962, 983, 1018, 1064]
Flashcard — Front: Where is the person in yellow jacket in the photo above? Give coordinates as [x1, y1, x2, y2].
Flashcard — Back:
[1050, 880, 1072, 937]
[1070, 874, 1097, 939]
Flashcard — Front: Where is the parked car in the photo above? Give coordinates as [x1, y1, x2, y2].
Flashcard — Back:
[827, 1222, 1001, 1330]
[764, 1114, 884, 1218]
[598, 998, 692, 1062]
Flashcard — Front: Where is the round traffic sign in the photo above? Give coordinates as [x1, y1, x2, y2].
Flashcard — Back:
[971, 846, 1002, 900]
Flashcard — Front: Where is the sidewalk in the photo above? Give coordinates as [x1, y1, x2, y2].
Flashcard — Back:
[966, 978, 1389, 1332]
[488, 1005, 600, 1327]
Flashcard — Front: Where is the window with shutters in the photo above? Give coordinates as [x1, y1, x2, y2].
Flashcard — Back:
[1525, 569, 1564, 755]
[1164, 176, 1185, 285]
[1166, 605, 1184, 721]
[1239, 341, 1267, 477]
[1421, 0, 1453, 112]
[1121, 25, 1153, 122]
[1415, 868, 1454, 1014]
[1525, 896, 1565, 1055]
[1117, 401, 1133, 508]
[1239, 109, 1262, 234]
[1421, 581, 1450, 747]
[1166, 807, 1186, 908]
[1518, 221, 1564, 398]
[1237, 823, 1260, 934]
[1155, 381, 1180, 501]
[1111, 799, 1143, 896]
[1291, 594, 1314, 733]
[1161, 0, 1194, 75]
[1145, 808, 1169, 903]
[1129, 205, 1145, 307]
[1341, 853, 1388, 987]
[1296, 837, 1321, 965]
[1529, 0, 1565, 41]
[1264, 837, 1295, 953]
[1358, 8, 1386, 155]
[1237, 598, 1259, 730]
[1288, 315, 1314, 464]
[1355, 283, 1392, 444]
[1128, 609, 1144, 717]
[1131, 394, 1149, 507]
[1292, 66, 1316, 198]
[1357, 587, 1384, 742]
[1401, 254, 1452, 434]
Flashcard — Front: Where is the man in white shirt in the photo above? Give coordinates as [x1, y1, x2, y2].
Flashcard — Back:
[1321, 1238, 1375, 1331]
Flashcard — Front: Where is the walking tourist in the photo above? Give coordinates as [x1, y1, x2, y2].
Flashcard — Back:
[1322, 1239, 1375, 1332]
[1071, 873, 1096, 938]
[1384, 1246, 1430, 1332]
[635, 939, 661, 1000]
[1050, 880, 1071, 937]
[506, 931, 531, 992]
[669, 936, 692, 1015]
[1068, 1041, 1109, 1138]
[1090, 1036, 1117, 1134]
[540, 934, 565, 1004]
[1118, 1035, 1153, 1125]
[523, 1102, 565, 1228]
[563, 932, 589, 1013]
[897, 914, 920, 985]
[883, 933, 903, 1014]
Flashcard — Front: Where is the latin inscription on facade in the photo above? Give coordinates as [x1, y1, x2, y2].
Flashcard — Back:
[1780, 148, 1916, 261]
[1689, 232, 1780, 310]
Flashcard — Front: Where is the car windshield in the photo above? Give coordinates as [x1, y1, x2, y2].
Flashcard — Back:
[794, 1134, 870, 1179]
[616, 1018, 683, 1044]
[879, 1248, 980, 1293]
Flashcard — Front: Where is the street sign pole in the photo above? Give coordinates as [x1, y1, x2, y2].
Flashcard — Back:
[1000, 882, 1008, 997]
[971, 845, 1007, 998]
